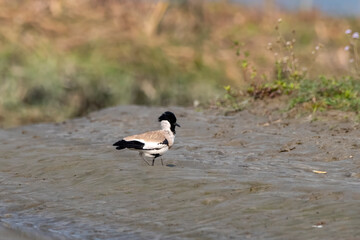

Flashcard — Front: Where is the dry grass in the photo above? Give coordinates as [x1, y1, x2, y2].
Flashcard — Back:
[0, 0, 358, 127]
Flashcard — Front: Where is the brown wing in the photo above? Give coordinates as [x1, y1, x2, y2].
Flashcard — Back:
[124, 130, 166, 143]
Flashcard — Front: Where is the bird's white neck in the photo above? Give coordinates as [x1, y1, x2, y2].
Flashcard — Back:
[160, 120, 175, 146]
[160, 120, 171, 131]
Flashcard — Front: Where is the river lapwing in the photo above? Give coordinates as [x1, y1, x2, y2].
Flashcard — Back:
[113, 111, 180, 166]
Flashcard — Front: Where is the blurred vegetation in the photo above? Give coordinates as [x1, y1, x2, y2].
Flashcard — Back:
[218, 18, 360, 117]
[0, 0, 359, 127]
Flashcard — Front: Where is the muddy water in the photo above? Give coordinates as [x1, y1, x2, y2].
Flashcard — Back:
[0, 105, 359, 240]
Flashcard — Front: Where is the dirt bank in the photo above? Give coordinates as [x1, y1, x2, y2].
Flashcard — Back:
[0, 105, 359, 239]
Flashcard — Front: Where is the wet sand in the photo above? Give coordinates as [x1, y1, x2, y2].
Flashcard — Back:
[0, 226, 36, 240]
[0, 105, 359, 239]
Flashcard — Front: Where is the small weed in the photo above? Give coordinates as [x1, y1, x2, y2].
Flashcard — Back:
[344, 29, 360, 77]
[269, 18, 322, 82]
[220, 85, 244, 111]
[246, 19, 321, 101]
[233, 41, 257, 83]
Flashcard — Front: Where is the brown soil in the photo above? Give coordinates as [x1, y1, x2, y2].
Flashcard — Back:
[0, 105, 359, 239]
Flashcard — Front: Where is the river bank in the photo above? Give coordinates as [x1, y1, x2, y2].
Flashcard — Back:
[1, 105, 359, 239]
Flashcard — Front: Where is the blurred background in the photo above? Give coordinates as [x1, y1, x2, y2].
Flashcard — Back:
[0, 0, 359, 127]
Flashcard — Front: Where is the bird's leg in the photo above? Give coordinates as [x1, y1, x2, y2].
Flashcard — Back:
[152, 157, 155, 166]
[139, 152, 150, 166]
[160, 157, 164, 166]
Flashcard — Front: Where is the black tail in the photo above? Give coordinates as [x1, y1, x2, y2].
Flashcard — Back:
[113, 140, 145, 150]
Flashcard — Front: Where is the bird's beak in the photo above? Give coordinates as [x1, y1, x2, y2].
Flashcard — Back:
[175, 123, 181, 127]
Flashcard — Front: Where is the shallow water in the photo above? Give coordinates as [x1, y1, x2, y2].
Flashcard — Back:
[1, 106, 360, 239]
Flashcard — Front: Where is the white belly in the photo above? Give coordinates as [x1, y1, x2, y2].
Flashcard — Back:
[142, 146, 169, 157]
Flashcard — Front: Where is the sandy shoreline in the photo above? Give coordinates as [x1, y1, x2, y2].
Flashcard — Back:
[1, 105, 359, 239]
[0, 225, 39, 240]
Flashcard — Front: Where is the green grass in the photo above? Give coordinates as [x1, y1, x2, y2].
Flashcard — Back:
[289, 76, 360, 112]
[220, 76, 360, 115]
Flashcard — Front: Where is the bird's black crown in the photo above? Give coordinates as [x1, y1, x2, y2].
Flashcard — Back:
[158, 111, 180, 134]
[158, 111, 177, 124]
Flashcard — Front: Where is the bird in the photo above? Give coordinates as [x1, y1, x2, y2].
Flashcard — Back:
[113, 111, 180, 166]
